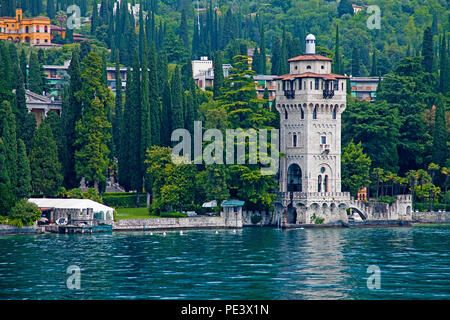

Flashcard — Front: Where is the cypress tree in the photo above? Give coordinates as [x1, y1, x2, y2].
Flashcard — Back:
[213, 51, 224, 99]
[118, 67, 132, 190]
[28, 52, 43, 95]
[19, 49, 27, 89]
[0, 41, 13, 103]
[30, 121, 63, 196]
[159, 52, 172, 147]
[0, 101, 17, 190]
[351, 47, 360, 76]
[141, 41, 151, 178]
[271, 36, 282, 75]
[431, 13, 438, 36]
[14, 60, 27, 140]
[432, 94, 447, 167]
[422, 27, 434, 72]
[439, 35, 448, 95]
[333, 25, 341, 74]
[148, 43, 161, 146]
[74, 52, 113, 191]
[138, 5, 145, 63]
[113, 51, 123, 160]
[260, 23, 267, 74]
[127, 52, 142, 192]
[371, 50, 378, 76]
[0, 138, 15, 215]
[252, 47, 261, 73]
[15, 139, 31, 199]
[47, 0, 55, 19]
[280, 26, 288, 74]
[171, 66, 184, 131]
[180, 8, 190, 52]
[91, 1, 99, 35]
[62, 50, 82, 189]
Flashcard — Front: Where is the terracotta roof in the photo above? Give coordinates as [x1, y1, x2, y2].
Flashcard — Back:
[274, 72, 349, 80]
[288, 54, 333, 62]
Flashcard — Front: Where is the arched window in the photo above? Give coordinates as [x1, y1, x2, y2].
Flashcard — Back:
[324, 175, 328, 192]
[306, 65, 311, 70]
[313, 106, 317, 119]
[44, 25, 48, 33]
[301, 107, 304, 119]
[318, 175, 322, 192]
[332, 106, 337, 119]
[284, 108, 288, 120]
[287, 164, 302, 192]
[293, 134, 297, 147]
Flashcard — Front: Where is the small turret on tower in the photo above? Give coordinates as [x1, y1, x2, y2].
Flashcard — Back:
[305, 34, 316, 54]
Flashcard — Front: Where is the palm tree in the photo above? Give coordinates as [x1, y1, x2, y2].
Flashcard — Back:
[56, 11, 67, 28]
[373, 168, 385, 202]
[441, 167, 449, 212]
[428, 162, 440, 184]
[406, 170, 419, 210]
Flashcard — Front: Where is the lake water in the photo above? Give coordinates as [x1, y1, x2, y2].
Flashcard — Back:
[0, 225, 449, 300]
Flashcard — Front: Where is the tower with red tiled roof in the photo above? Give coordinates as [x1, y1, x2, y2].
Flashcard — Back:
[274, 34, 351, 225]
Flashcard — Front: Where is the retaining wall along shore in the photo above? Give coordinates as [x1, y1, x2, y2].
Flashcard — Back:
[113, 212, 243, 231]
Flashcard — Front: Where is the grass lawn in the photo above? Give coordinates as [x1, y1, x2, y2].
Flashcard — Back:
[115, 207, 160, 220]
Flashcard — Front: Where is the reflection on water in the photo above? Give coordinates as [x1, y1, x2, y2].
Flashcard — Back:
[0, 226, 449, 300]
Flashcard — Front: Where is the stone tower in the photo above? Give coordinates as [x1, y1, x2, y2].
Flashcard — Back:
[274, 34, 352, 225]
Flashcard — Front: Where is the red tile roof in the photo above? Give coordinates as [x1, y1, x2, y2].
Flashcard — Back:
[288, 54, 333, 62]
[274, 72, 349, 80]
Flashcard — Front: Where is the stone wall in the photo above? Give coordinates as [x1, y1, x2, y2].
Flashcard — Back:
[0, 224, 44, 235]
[412, 212, 450, 223]
[113, 211, 242, 231]
[242, 210, 275, 226]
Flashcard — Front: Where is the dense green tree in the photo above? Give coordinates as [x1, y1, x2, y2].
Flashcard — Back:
[30, 121, 63, 196]
[219, 55, 277, 209]
[337, 0, 353, 17]
[342, 141, 372, 197]
[343, 97, 401, 171]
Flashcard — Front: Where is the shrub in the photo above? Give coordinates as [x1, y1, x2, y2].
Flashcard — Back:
[102, 193, 146, 208]
[8, 199, 41, 226]
[160, 212, 188, 218]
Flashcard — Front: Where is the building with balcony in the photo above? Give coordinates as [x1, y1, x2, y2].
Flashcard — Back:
[0, 9, 51, 46]
[350, 76, 382, 103]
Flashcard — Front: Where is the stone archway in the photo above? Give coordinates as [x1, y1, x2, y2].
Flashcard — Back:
[287, 203, 297, 224]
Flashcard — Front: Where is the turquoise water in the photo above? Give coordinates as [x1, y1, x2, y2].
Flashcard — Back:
[0, 226, 449, 300]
